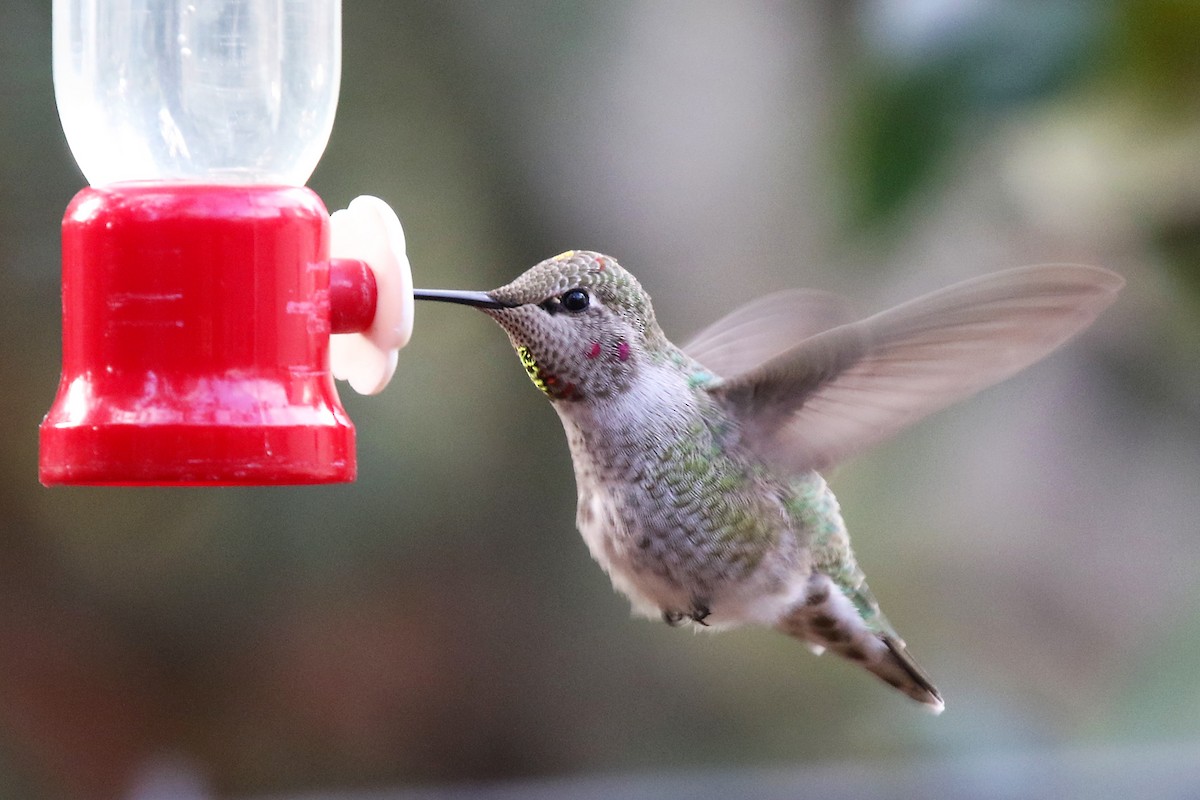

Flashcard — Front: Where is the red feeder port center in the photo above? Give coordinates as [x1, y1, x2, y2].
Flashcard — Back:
[39, 182, 376, 486]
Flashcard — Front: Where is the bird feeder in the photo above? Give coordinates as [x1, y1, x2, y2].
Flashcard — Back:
[40, 0, 412, 485]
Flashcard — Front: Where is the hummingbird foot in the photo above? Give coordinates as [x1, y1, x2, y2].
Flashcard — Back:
[661, 602, 712, 627]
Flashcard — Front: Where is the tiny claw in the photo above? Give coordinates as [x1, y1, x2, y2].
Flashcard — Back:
[690, 604, 711, 626]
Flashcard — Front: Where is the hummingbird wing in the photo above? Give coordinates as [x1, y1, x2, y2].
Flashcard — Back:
[682, 289, 858, 381]
[710, 264, 1124, 473]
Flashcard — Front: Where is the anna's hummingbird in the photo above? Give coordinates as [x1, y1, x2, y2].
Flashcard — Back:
[414, 251, 1123, 712]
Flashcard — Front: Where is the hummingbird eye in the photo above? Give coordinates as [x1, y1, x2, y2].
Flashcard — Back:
[561, 288, 590, 313]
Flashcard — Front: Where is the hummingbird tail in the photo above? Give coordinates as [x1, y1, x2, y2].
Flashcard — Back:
[875, 636, 944, 714]
[777, 578, 945, 714]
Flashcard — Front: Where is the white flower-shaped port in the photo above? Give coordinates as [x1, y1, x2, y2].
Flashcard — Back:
[329, 196, 415, 395]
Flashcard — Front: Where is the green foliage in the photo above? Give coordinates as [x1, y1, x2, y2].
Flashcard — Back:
[840, 2, 1109, 230]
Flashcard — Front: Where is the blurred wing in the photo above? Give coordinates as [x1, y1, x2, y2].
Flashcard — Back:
[682, 289, 858, 380]
[711, 264, 1124, 473]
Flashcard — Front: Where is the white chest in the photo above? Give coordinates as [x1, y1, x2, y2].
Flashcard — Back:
[574, 482, 689, 618]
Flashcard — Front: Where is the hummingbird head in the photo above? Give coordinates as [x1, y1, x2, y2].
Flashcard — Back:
[416, 251, 666, 401]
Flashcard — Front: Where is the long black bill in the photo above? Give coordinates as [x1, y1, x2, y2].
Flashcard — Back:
[413, 289, 515, 310]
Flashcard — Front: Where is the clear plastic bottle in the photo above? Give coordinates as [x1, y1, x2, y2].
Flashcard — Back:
[53, 0, 341, 187]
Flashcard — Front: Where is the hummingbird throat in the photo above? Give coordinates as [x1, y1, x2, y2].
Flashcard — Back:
[517, 344, 578, 400]
[517, 345, 548, 394]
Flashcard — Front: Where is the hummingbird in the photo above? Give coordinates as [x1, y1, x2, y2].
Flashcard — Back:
[414, 251, 1123, 712]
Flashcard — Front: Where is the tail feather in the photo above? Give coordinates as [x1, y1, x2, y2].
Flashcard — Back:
[776, 575, 944, 713]
[877, 636, 944, 714]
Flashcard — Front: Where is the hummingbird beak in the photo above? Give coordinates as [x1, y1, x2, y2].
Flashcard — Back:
[412, 289, 515, 310]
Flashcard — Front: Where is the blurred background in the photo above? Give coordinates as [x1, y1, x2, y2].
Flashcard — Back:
[2, 1, 1199, 798]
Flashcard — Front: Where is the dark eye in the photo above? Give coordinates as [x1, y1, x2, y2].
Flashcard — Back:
[561, 288, 590, 312]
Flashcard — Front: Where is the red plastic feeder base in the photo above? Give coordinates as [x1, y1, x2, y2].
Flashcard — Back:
[40, 183, 357, 486]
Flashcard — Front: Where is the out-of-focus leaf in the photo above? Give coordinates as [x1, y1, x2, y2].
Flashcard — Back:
[840, 63, 966, 231]
[842, 1, 1110, 230]
[1154, 215, 1200, 312]
[1103, 0, 1200, 112]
